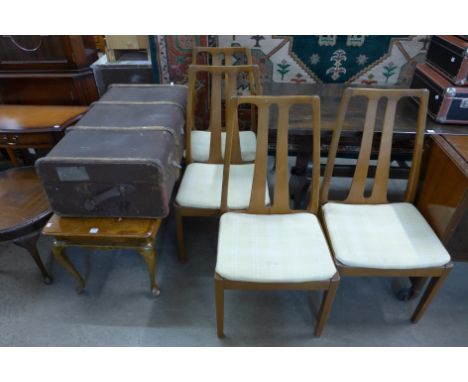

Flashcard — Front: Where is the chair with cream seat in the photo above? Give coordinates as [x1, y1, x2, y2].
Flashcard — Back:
[186, 62, 262, 163]
[214, 95, 339, 338]
[320, 87, 453, 324]
[175, 65, 267, 263]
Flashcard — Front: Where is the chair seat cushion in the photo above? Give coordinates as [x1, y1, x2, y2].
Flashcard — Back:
[190, 130, 256, 162]
[216, 212, 337, 283]
[322, 202, 451, 269]
[175, 163, 270, 209]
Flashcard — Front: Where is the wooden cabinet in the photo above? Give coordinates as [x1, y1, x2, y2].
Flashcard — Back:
[417, 135, 468, 261]
[0, 71, 99, 105]
[0, 35, 99, 105]
[0, 35, 97, 70]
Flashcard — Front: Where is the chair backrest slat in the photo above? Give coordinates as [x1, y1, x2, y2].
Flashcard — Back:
[320, 87, 429, 205]
[224, 54, 233, 66]
[272, 103, 291, 213]
[249, 103, 270, 213]
[192, 47, 260, 96]
[222, 96, 321, 215]
[186, 65, 262, 164]
[371, 98, 397, 202]
[192, 46, 253, 66]
[346, 97, 378, 202]
[209, 71, 223, 162]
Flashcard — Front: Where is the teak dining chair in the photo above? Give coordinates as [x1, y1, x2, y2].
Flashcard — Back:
[214, 96, 339, 338]
[175, 65, 268, 263]
[192, 46, 254, 67]
[185, 60, 262, 163]
[320, 87, 453, 324]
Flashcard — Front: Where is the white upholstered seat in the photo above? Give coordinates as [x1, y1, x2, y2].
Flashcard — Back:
[322, 202, 451, 269]
[216, 212, 337, 282]
[175, 163, 270, 209]
[190, 130, 257, 162]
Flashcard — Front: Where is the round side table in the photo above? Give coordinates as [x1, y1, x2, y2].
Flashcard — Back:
[0, 166, 52, 283]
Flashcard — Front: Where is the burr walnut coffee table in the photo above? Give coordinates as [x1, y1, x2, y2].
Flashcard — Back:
[42, 214, 162, 297]
[0, 166, 53, 283]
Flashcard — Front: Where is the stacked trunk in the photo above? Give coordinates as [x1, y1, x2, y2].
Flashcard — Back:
[36, 84, 187, 218]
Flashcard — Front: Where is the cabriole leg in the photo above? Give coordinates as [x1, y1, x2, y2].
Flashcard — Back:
[51, 240, 85, 294]
[139, 242, 160, 298]
[14, 232, 53, 284]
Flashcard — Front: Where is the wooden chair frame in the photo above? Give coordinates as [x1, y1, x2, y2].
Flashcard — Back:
[191, 46, 255, 93]
[191, 46, 254, 66]
[215, 95, 340, 337]
[175, 65, 262, 263]
[185, 64, 262, 164]
[191, 47, 256, 99]
[191, 47, 258, 136]
[320, 87, 453, 323]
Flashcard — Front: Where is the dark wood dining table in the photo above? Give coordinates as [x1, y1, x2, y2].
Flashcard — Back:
[262, 83, 468, 182]
[264, 82, 468, 135]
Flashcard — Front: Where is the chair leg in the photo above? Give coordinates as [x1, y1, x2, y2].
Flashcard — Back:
[411, 264, 453, 323]
[315, 273, 340, 337]
[175, 207, 187, 263]
[214, 274, 225, 338]
[409, 276, 428, 299]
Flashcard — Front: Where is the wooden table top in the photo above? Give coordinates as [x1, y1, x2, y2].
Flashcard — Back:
[443, 135, 468, 163]
[42, 214, 161, 239]
[0, 167, 51, 237]
[264, 83, 468, 136]
[0, 105, 88, 133]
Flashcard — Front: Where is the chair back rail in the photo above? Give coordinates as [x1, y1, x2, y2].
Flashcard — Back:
[221, 95, 321, 215]
[192, 46, 254, 65]
[191, 46, 256, 91]
[320, 87, 429, 205]
[186, 65, 262, 164]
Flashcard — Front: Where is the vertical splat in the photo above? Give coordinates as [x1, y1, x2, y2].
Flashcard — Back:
[371, 98, 397, 202]
[222, 96, 321, 215]
[249, 102, 270, 213]
[321, 87, 430, 205]
[345, 96, 378, 203]
[186, 65, 262, 164]
[208, 70, 223, 162]
[272, 103, 291, 213]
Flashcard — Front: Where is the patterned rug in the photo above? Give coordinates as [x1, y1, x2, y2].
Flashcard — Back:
[149, 35, 209, 84]
[150, 35, 429, 87]
[149, 35, 212, 128]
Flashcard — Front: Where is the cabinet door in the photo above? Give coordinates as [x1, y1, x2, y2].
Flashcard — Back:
[0, 36, 96, 70]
